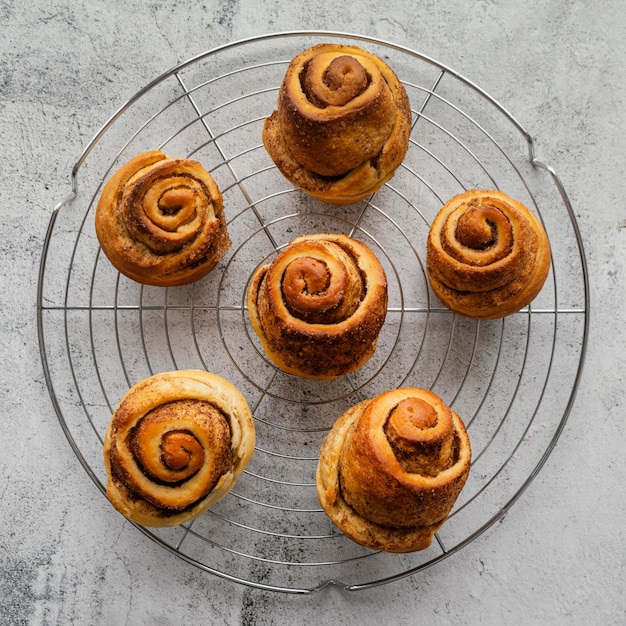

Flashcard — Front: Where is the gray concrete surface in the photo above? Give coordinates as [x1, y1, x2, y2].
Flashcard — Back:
[1, 1, 625, 624]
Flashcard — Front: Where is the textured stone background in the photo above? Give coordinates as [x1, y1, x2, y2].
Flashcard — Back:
[1, 1, 625, 624]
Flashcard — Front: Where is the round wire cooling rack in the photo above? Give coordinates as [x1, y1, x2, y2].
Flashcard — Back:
[37, 31, 589, 593]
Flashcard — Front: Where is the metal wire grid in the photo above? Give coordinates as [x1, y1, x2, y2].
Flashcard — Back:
[37, 32, 589, 593]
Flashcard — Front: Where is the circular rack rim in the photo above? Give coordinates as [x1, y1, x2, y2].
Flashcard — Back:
[37, 30, 590, 594]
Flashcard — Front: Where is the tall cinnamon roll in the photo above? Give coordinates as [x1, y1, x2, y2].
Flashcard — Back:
[95, 150, 231, 286]
[263, 43, 412, 205]
[426, 189, 551, 319]
[246, 233, 388, 380]
[103, 370, 255, 527]
[317, 388, 471, 553]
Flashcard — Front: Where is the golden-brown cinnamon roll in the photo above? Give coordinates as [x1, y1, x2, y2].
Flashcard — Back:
[316, 388, 471, 553]
[262, 43, 412, 205]
[95, 150, 230, 286]
[103, 370, 255, 527]
[426, 189, 551, 319]
[246, 233, 388, 380]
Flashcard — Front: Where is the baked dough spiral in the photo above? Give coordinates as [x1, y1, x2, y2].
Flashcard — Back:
[95, 150, 231, 286]
[246, 233, 388, 380]
[103, 370, 255, 527]
[426, 189, 551, 319]
[262, 43, 412, 205]
[317, 388, 471, 553]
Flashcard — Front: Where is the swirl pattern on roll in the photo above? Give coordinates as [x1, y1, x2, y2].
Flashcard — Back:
[103, 370, 255, 527]
[95, 150, 231, 286]
[316, 388, 471, 553]
[262, 43, 412, 204]
[426, 189, 551, 319]
[247, 233, 388, 380]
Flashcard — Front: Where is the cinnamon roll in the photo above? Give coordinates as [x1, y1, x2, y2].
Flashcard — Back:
[246, 233, 388, 380]
[262, 43, 412, 205]
[316, 388, 471, 553]
[103, 370, 255, 527]
[95, 150, 230, 286]
[426, 189, 551, 319]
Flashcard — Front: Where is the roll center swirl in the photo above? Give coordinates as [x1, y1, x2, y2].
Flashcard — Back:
[304, 55, 370, 107]
[127, 399, 231, 492]
[455, 205, 507, 250]
[158, 187, 194, 217]
[388, 398, 438, 437]
[116, 159, 223, 260]
[284, 257, 330, 296]
[161, 431, 204, 473]
[384, 397, 455, 476]
[281, 256, 349, 321]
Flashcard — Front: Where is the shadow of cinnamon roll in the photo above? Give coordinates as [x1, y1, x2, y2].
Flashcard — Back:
[103, 370, 255, 527]
[246, 233, 388, 380]
[316, 388, 471, 553]
[262, 43, 412, 204]
[95, 150, 230, 286]
[426, 189, 551, 319]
